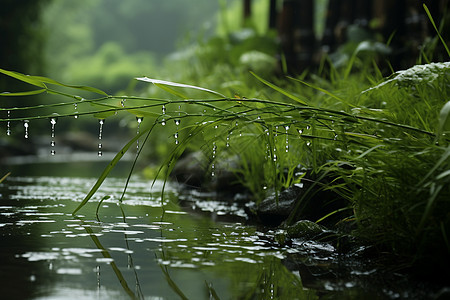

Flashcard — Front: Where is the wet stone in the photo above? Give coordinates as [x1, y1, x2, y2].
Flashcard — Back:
[286, 220, 326, 239]
[247, 184, 303, 226]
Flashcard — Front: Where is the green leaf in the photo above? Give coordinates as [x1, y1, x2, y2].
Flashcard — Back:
[154, 83, 188, 99]
[0, 89, 47, 96]
[438, 101, 450, 135]
[0, 172, 11, 183]
[423, 4, 450, 58]
[250, 71, 308, 105]
[0, 68, 108, 96]
[288, 76, 355, 107]
[30, 75, 109, 96]
[0, 68, 47, 88]
[137, 77, 226, 98]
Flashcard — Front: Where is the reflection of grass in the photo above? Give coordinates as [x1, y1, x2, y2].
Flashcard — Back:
[0, 172, 10, 183]
[2, 59, 450, 275]
[2, 4, 450, 277]
[84, 224, 143, 300]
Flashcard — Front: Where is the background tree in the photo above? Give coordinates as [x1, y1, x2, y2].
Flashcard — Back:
[0, 0, 50, 91]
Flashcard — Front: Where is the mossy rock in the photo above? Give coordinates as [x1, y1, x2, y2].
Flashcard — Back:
[286, 220, 326, 239]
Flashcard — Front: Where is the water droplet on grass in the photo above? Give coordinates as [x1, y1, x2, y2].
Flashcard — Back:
[50, 117, 57, 155]
[161, 105, 166, 125]
[136, 117, 143, 151]
[6, 110, 11, 136]
[285, 125, 290, 152]
[98, 119, 104, 156]
[73, 103, 79, 118]
[23, 120, 29, 139]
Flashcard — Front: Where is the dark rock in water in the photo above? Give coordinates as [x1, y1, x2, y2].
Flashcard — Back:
[208, 155, 247, 195]
[171, 151, 247, 194]
[286, 220, 327, 239]
[251, 173, 349, 227]
[249, 183, 304, 226]
[171, 151, 208, 188]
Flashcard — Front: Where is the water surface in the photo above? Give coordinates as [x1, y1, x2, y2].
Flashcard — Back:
[0, 161, 438, 299]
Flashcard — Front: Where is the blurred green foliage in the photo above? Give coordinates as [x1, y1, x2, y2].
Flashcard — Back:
[0, 0, 50, 91]
[42, 0, 223, 94]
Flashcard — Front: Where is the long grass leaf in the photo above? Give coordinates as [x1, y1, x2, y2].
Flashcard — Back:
[0, 172, 11, 183]
[250, 71, 309, 105]
[84, 225, 138, 299]
[31, 75, 109, 95]
[0, 89, 47, 96]
[423, 4, 450, 58]
[155, 83, 188, 99]
[0, 68, 46, 88]
[72, 124, 153, 215]
[288, 76, 355, 107]
[136, 77, 226, 98]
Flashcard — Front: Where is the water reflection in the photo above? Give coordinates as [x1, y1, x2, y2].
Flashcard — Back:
[1, 176, 317, 299]
[1, 174, 425, 299]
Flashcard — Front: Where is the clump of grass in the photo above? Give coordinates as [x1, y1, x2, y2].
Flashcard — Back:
[1, 4, 449, 275]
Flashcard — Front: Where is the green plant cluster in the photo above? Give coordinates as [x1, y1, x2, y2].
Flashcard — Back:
[1, 3, 450, 278]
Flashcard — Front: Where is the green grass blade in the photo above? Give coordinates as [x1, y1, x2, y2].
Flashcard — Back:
[0, 89, 47, 96]
[0, 68, 47, 88]
[0, 68, 108, 96]
[288, 76, 355, 107]
[155, 83, 188, 99]
[438, 101, 450, 136]
[250, 71, 309, 105]
[136, 77, 226, 98]
[72, 124, 153, 215]
[423, 4, 450, 58]
[84, 225, 138, 299]
[30, 75, 109, 96]
[0, 172, 11, 183]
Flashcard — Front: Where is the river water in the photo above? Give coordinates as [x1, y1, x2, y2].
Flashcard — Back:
[0, 157, 443, 299]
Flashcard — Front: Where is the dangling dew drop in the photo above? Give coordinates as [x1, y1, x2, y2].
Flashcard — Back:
[50, 117, 57, 155]
[73, 103, 79, 119]
[265, 129, 270, 160]
[211, 142, 217, 176]
[6, 110, 11, 136]
[23, 120, 29, 139]
[136, 117, 143, 151]
[298, 129, 303, 135]
[98, 119, 104, 156]
[235, 120, 242, 137]
[285, 125, 290, 153]
[273, 126, 278, 161]
[161, 105, 166, 126]
[174, 119, 180, 144]
[211, 125, 218, 177]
